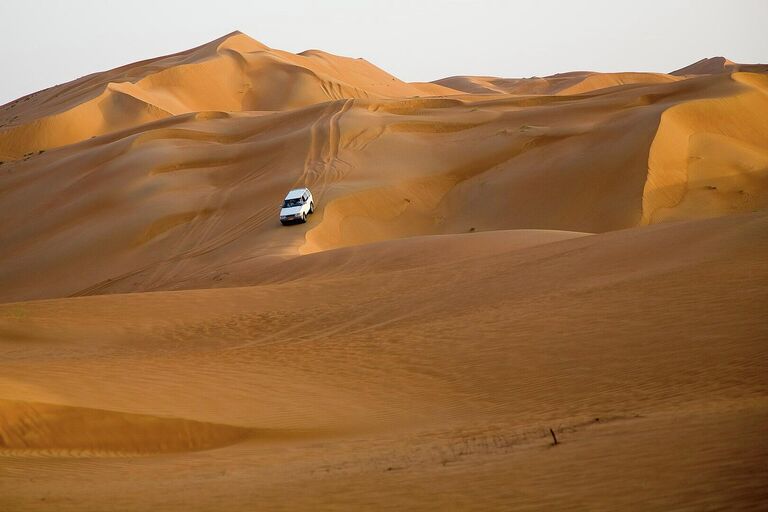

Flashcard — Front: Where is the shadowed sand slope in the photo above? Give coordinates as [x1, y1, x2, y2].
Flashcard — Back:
[0, 212, 766, 510]
[0, 399, 255, 455]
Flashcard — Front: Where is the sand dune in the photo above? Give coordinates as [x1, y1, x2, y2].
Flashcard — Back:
[671, 56, 768, 76]
[1, 63, 767, 302]
[435, 57, 767, 96]
[643, 73, 768, 224]
[0, 31, 767, 511]
[1, 211, 766, 510]
[434, 71, 681, 95]
[0, 32, 451, 159]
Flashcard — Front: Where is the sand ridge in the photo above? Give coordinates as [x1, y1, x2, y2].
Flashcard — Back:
[0, 32, 453, 160]
[434, 71, 682, 95]
[671, 56, 768, 76]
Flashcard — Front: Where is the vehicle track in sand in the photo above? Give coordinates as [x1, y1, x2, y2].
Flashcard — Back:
[69, 155, 282, 297]
[298, 98, 356, 200]
[69, 99, 367, 298]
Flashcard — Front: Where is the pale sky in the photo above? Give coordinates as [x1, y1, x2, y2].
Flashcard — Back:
[1, 0, 766, 104]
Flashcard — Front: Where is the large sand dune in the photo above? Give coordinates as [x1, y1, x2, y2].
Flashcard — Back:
[0, 32, 450, 160]
[1, 59, 766, 302]
[0, 32, 766, 510]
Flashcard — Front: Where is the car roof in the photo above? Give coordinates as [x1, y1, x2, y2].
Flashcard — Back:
[284, 188, 310, 199]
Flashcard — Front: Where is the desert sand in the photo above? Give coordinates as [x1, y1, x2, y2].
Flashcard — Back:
[0, 31, 767, 511]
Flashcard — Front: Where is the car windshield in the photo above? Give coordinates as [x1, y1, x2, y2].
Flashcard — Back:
[283, 198, 303, 208]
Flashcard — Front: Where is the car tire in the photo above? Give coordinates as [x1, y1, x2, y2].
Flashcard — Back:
[309, 202, 315, 214]
[301, 212, 307, 223]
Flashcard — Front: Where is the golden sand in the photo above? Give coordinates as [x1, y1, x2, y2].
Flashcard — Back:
[0, 32, 766, 511]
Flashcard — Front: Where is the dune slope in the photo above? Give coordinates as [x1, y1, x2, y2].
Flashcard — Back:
[1, 212, 766, 510]
[0, 31, 452, 159]
[1, 67, 767, 302]
[0, 399, 255, 456]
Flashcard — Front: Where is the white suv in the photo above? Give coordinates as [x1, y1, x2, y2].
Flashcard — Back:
[280, 187, 315, 225]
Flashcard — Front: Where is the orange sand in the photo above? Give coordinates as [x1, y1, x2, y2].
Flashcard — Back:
[0, 32, 766, 511]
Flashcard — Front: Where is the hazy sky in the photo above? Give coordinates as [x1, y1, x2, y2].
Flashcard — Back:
[1, 0, 766, 104]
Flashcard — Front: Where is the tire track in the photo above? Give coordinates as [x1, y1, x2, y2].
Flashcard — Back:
[299, 99, 355, 200]
[72, 99, 375, 297]
[70, 157, 281, 297]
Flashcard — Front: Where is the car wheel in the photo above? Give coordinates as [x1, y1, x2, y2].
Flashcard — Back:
[309, 202, 315, 214]
[301, 212, 307, 223]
